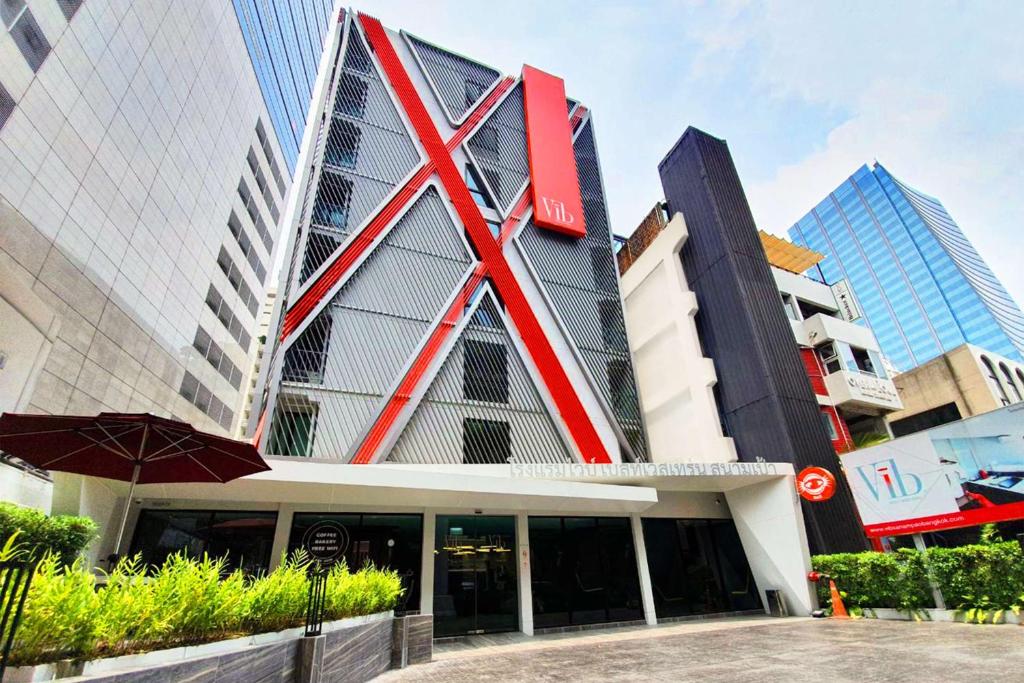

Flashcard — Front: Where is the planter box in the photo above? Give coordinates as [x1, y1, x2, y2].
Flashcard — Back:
[6, 611, 393, 682]
[863, 607, 1021, 625]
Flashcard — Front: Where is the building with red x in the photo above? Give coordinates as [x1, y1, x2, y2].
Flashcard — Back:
[100, 10, 818, 638]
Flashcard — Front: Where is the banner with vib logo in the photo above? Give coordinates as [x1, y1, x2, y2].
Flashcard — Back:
[842, 404, 1024, 537]
[522, 65, 586, 238]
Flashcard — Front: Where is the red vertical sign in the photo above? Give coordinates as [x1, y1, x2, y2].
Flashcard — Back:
[522, 65, 586, 238]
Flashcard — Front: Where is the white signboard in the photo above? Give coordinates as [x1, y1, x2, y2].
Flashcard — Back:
[830, 279, 862, 323]
[842, 405, 1024, 536]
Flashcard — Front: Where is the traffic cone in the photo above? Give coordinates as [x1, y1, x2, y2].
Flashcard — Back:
[829, 579, 849, 619]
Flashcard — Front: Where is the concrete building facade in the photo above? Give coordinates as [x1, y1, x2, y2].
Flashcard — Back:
[886, 344, 1024, 437]
[0, 0, 293, 507]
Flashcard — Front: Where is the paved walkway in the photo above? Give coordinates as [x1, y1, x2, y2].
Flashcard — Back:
[377, 617, 1024, 681]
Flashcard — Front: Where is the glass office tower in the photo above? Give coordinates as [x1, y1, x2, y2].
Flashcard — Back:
[233, 0, 335, 172]
[789, 163, 1024, 370]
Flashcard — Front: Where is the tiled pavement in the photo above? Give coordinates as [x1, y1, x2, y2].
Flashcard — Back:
[375, 616, 1024, 681]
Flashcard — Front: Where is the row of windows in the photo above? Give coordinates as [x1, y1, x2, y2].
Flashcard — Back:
[227, 210, 268, 282]
[193, 327, 243, 391]
[980, 354, 1024, 407]
[179, 371, 234, 431]
[237, 178, 274, 253]
[205, 284, 251, 352]
[255, 118, 287, 197]
[246, 147, 281, 223]
[216, 246, 259, 318]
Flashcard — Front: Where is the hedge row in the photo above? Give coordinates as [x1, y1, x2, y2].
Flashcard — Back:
[0, 502, 97, 565]
[812, 541, 1024, 611]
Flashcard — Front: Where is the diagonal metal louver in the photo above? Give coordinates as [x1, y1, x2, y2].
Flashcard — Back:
[386, 292, 575, 464]
[296, 21, 422, 288]
[465, 83, 529, 216]
[404, 32, 501, 125]
[517, 120, 649, 460]
[270, 186, 473, 458]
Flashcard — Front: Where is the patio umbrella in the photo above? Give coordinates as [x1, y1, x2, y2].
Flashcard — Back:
[0, 412, 270, 558]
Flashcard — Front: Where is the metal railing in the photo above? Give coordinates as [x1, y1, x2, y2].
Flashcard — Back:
[1, 560, 36, 679]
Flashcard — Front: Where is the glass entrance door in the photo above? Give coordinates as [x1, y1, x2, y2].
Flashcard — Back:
[433, 515, 518, 636]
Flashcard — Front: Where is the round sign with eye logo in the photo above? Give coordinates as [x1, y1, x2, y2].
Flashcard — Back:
[796, 466, 837, 502]
[302, 520, 349, 564]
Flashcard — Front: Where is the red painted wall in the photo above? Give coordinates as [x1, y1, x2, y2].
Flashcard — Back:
[801, 348, 828, 396]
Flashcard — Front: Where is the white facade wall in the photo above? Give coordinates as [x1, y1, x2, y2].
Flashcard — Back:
[619, 214, 737, 464]
[0, 0, 289, 439]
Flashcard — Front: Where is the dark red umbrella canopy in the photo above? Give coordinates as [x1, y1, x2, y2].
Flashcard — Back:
[0, 412, 270, 484]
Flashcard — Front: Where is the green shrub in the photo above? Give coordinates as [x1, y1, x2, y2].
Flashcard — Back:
[10, 555, 100, 665]
[926, 541, 1024, 611]
[241, 552, 311, 632]
[10, 550, 404, 667]
[0, 502, 97, 565]
[813, 548, 933, 611]
[813, 542, 1024, 616]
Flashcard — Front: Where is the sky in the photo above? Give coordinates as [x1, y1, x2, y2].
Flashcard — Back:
[354, 0, 1024, 305]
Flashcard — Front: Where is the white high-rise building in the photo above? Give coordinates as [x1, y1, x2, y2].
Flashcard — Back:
[0, 0, 294, 507]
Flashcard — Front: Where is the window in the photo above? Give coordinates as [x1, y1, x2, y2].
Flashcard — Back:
[227, 211, 268, 282]
[4, 2, 50, 72]
[890, 403, 962, 438]
[848, 346, 878, 376]
[0, 81, 14, 130]
[485, 220, 501, 238]
[269, 406, 316, 457]
[465, 165, 493, 209]
[817, 342, 842, 375]
[590, 247, 617, 292]
[796, 299, 834, 320]
[464, 78, 487, 108]
[325, 120, 361, 169]
[312, 171, 352, 230]
[463, 340, 508, 403]
[336, 73, 368, 118]
[193, 327, 243, 390]
[56, 0, 82, 21]
[246, 147, 279, 222]
[821, 411, 838, 440]
[1000, 363, 1023, 403]
[463, 418, 511, 464]
[179, 372, 234, 431]
[981, 355, 1010, 406]
[283, 313, 331, 384]
[205, 284, 251, 351]
[237, 178, 274, 252]
[129, 510, 277, 575]
[256, 119, 287, 197]
[301, 230, 342, 282]
[598, 300, 627, 351]
[288, 513, 422, 612]
[607, 359, 638, 417]
[217, 247, 258, 318]
[781, 294, 800, 321]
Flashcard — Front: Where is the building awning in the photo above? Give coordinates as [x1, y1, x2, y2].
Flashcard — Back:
[759, 231, 824, 274]
[123, 460, 794, 514]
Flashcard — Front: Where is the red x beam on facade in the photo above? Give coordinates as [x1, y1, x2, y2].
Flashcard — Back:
[277, 15, 611, 465]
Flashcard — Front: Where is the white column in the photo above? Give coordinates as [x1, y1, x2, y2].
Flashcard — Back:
[419, 511, 436, 615]
[516, 512, 534, 635]
[630, 514, 657, 625]
[268, 504, 295, 571]
[725, 476, 817, 615]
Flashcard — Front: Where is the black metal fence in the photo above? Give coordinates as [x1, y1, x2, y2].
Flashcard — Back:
[0, 560, 36, 680]
[304, 566, 329, 637]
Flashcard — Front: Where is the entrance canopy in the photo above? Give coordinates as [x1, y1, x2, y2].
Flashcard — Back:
[112, 459, 794, 514]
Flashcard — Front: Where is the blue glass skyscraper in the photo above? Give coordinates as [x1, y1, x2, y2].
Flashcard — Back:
[233, 0, 336, 173]
[789, 163, 1024, 370]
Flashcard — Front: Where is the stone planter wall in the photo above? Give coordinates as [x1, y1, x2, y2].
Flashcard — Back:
[7, 613, 433, 683]
[864, 607, 1022, 624]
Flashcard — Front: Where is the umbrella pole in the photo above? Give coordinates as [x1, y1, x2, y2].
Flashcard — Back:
[113, 462, 141, 559]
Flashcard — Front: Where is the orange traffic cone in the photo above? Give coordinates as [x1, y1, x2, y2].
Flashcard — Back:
[829, 579, 849, 618]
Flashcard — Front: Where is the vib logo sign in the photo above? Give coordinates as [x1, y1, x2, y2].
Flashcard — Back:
[855, 458, 923, 502]
[540, 196, 576, 226]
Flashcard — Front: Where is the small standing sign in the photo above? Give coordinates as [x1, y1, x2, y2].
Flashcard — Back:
[302, 521, 348, 637]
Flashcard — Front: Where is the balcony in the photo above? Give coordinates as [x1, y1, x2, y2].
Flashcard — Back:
[823, 369, 902, 414]
[801, 313, 878, 350]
